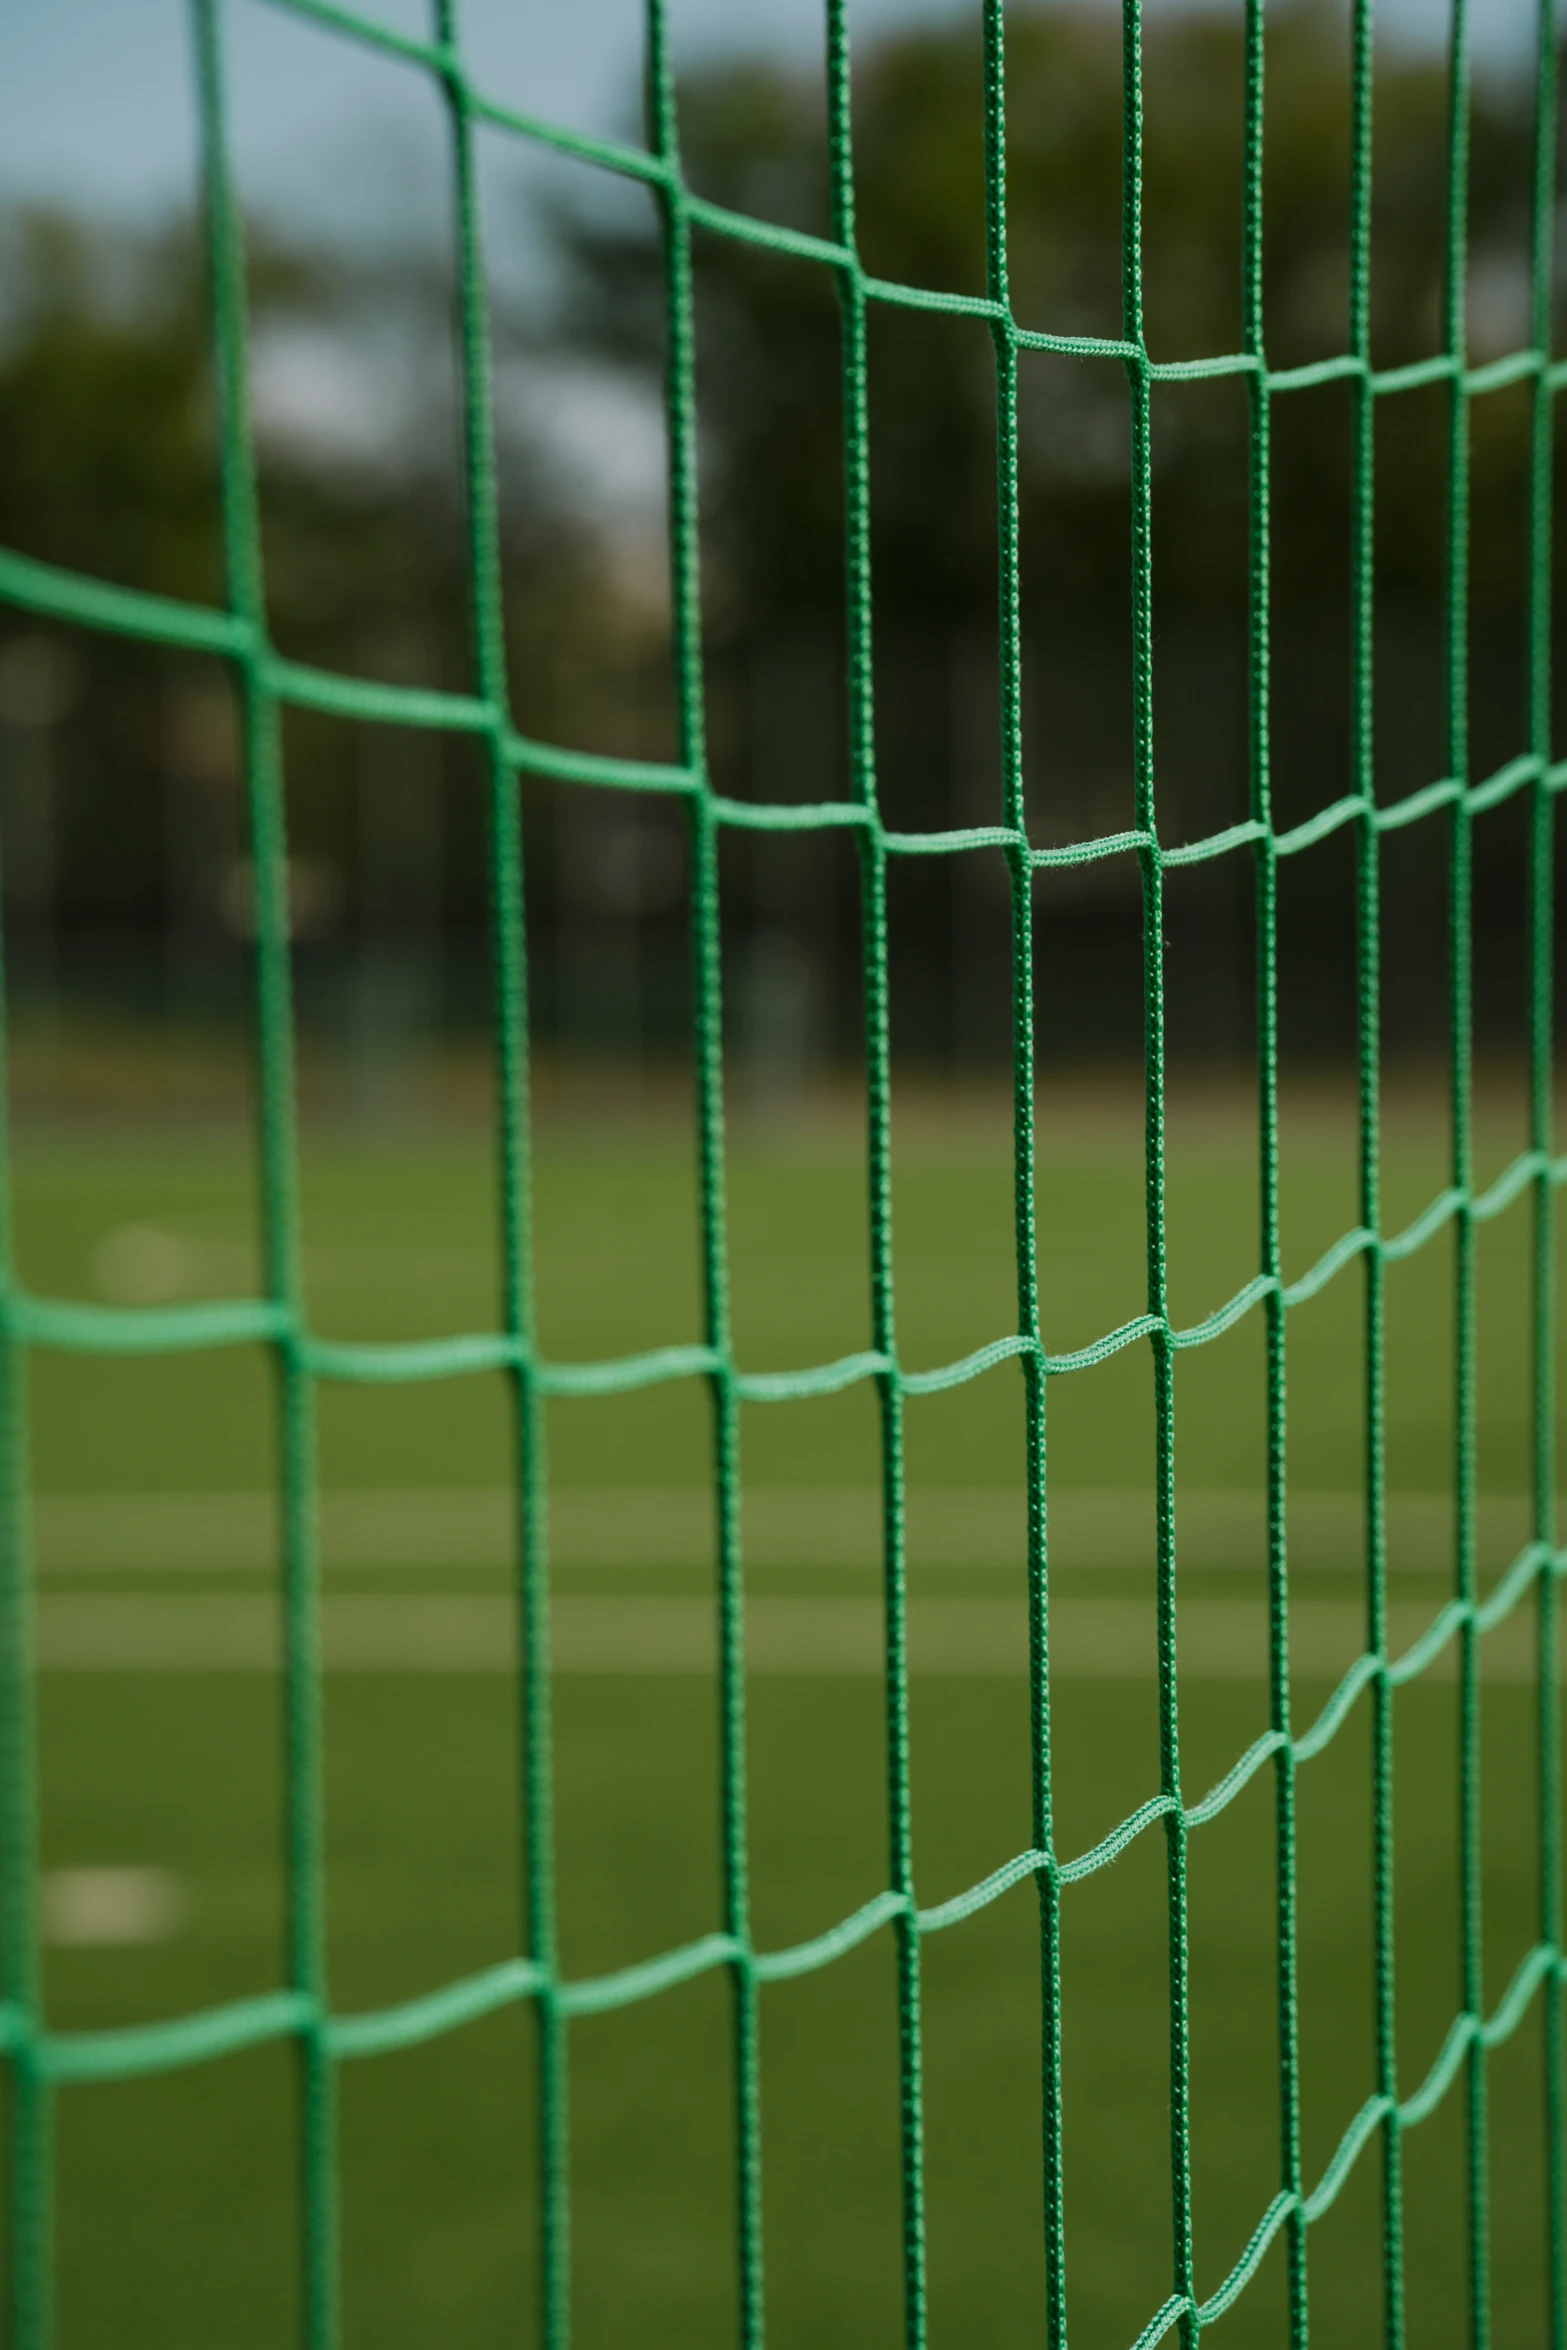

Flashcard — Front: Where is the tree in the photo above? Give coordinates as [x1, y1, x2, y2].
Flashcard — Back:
[0, 204, 612, 1005]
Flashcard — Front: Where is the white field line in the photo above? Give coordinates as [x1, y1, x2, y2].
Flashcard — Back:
[27, 1486, 1532, 1576]
[31, 1593, 1550, 1678]
[40, 1866, 185, 1946]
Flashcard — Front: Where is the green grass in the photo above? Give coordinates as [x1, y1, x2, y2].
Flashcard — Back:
[5, 1089, 1564, 2346]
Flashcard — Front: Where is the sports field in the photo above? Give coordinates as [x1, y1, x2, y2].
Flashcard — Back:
[7, 1079, 1563, 2347]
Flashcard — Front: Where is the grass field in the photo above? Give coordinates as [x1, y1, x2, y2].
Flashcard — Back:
[4, 1073, 1565, 2347]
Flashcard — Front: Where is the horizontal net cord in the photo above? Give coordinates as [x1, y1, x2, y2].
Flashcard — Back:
[1127, 1934, 1567, 2350]
[8, 1529, 1558, 2088]
[11, 1926, 1561, 2272]
[9, 1932, 1557, 2350]
[0, 545, 682, 793]
[3, 528, 1563, 866]
[5, 1144, 1559, 1392]
[246, 0, 1567, 400]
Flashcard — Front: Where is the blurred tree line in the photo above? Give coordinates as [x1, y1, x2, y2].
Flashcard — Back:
[0, 2, 1559, 1083]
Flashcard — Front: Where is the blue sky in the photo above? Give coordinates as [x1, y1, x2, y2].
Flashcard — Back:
[4, 0, 1539, 233]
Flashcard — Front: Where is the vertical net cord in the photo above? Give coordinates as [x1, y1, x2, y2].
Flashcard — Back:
[1240, 4, 1308, 2343]
[978, 4, 1069, 2342]
[190, 8, 337, 2347]
[823, 10, 928, 2341]
[645, 8, 765, 2344]
[428, 7, 563, 2344]
[1346, 5, 1406, 2343]
[1527, 0, 1564, 2335]
[1119, 0, 1197, 2334]
[0, 678, 45, 2348]
[1439, 5, 1490, 2344]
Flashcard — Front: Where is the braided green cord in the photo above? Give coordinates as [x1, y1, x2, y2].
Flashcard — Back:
[643, 4, 766, 2340]
[1343, 7, 1408, 2345]
[1113, 2, 1199, 2337]
[1437, 9, 1493, 2345]
[1237, 5, 1310, 2344]
[190, 8, 339, 2346]
[822, 8, 928, 2335]
[427, 7, 573, 2344]
[0, 2, 1562, 2345]
[1527, 0, 1564, 2336]
[976, 4, 1069, 2337]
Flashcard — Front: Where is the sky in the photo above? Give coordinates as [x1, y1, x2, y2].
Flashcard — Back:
[4, 0, 963, 227]
[2, 0, 1541, 235]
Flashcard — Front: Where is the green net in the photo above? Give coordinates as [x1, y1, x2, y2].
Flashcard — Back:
[1, 0, 1564, 2344]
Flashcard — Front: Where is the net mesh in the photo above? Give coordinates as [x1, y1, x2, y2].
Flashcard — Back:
[0, 0, 1563, 2345]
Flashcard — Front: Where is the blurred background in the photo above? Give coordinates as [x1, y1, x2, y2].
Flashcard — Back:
[0, 0, 1559, 1100]
[4, 4, 1567, 2349]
